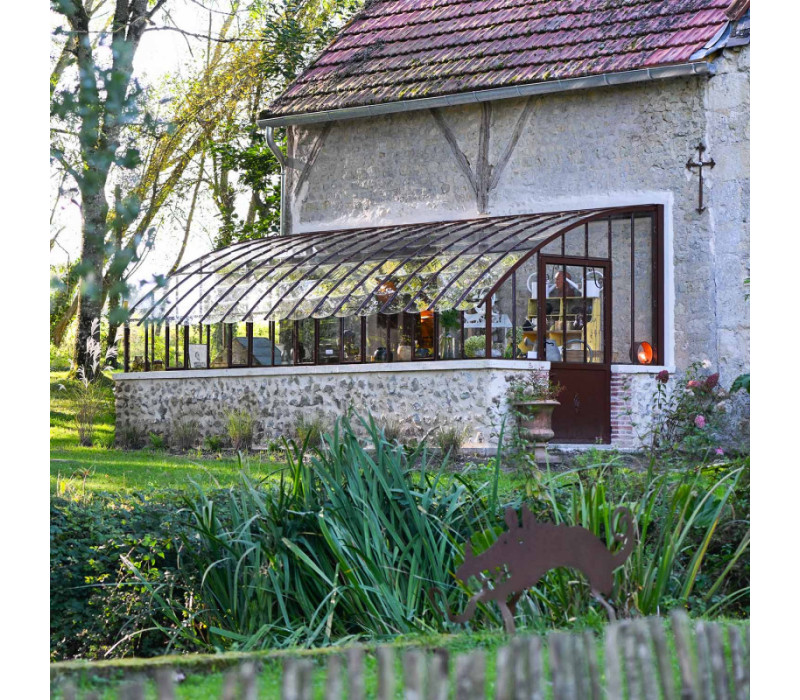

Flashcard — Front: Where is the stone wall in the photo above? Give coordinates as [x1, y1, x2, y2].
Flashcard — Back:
[115, 361, 541, 450]
[115, 363, 670, 451]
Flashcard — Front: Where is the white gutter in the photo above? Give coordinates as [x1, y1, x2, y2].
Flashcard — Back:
[257, 62, 713, 128]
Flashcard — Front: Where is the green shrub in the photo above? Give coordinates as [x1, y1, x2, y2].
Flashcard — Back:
[171, 417, 200, 450]
[203, 434, 225, 452]
[117, 425, 145, 450]
[225, 408, 255, 451]
[294, 414, 326, 449]
[464, 334, 486, 358]
[50, 343, 71, 371]
[434, 422, 467, 457]
[50, 494, 191, 661]
[148, 432, 166, 450]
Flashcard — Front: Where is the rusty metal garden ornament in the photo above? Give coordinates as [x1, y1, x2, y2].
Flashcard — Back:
[432, 505, 636, 633]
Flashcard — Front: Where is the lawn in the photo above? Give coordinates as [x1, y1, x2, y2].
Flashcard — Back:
[50, 372, 286, 494]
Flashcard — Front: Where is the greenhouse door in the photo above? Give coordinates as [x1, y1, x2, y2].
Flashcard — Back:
[538, 256, 611, 443]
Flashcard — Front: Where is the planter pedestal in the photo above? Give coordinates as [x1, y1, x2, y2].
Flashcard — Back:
[511, 400, 561, 465]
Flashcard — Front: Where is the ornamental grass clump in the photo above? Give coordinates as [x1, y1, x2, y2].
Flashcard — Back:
[225, 407, 254, 451]
[128, 414, 505, 652]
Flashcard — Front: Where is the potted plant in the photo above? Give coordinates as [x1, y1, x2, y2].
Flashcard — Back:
[396, 333, 413, 361]
[439, 309, 460, 359]
[507, 371, 563, 462]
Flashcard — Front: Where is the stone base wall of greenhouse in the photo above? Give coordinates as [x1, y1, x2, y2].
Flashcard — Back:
[113, 361, 665, 452]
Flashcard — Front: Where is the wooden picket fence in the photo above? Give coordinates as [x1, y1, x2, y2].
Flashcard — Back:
[57, 610, 749, 699]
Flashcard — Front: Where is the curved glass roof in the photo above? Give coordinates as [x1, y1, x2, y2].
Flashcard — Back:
[131, 209, 611, 325]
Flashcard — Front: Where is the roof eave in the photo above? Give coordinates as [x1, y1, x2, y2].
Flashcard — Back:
[257, 61, 714, 128]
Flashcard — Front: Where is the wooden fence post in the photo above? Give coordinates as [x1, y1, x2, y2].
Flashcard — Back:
[154, 668, 175, 700]
[671, 609, 699, 699]
[695, 622, 713, 699]
[511, 635, 530, 700]
[528, 635, 544, 700]
[707, 623, 731, 700]
[324, 654, 343, 700]
[728, 625, 749, 700]
[604, 622, 623, 700]
[455, 650, 486, 700]
[583, 630, 602, 700]
[377, 646, 395, 700]
[648, 616, 676, 700]
[347, 648, 365, 700]
[403, 649, 425, 700]
[427, 650, 449, 700]
[633, 619, 660, 699]
[495, 645, 513, 700]
[240, 661, 258, 700]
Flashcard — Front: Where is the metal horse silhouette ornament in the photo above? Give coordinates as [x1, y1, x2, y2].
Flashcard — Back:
[432, 505, 636, 633]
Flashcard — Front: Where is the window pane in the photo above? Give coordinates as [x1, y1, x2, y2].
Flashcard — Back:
[438, 309, 462, 359]
[463, 302, 488, 357]
[393, 313, 413, 362]
[586, 267, 605, 363]
[366, 314, 390, 362]
[414, 311, 435, 359]
[610, 217, 632, 363]
[209, 323, 229, 367]
[564, 224, 585, 257]
[515, 255, 539, 359]
[588, 219, 609, 259]
[633, 216, 654, 356]
[275, 320, 294, 365]
[318, 317, 340, 364]
[296, 318, 315, 364]
[563, 265, 585, 363]
[342, 316, 362, 363]
[230, 322, 248, 366]
[491, 278, 514, 358]
[252, 322, 280, 366]
[129, 324, 146, 371]
[543, 264, 565, 362]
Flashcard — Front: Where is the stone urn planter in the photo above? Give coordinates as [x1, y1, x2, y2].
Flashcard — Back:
[511, 399, 560, 463]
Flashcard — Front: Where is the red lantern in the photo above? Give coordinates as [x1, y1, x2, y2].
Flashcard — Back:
[634, 341, 654, 364]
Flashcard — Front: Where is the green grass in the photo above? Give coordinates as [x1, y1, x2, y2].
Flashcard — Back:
[50, 372, 284, 494]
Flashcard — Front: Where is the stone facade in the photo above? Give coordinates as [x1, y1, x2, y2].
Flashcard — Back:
[286, 47, 750, 390]
[115, 361, 542, 450]
[114, 362, 667, 451]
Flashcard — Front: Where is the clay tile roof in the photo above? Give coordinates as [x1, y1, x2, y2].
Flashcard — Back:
[263, 0, 733, 119]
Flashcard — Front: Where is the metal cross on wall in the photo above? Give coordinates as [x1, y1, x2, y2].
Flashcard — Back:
[686, 142, 715, 213]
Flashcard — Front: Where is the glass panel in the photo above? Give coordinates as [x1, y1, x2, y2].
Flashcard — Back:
[611, 216, 632, 363]
[515, 254, 540, 359]
[392, 313, 413, 362]
[275, 320, 294, 365]
[230, 322, 249, 366]
[543, 264, 564, 362]
[342, 316, 362, 363]
[296, 318, 315, 364]
[633, 216, 654, 357]
[414, 311, 435, 360]
[564, 225, 585, 257]
[252, 322, 279, 366]
[438, 309, 462, 359]
[463, 302, 488, 358]
[318, 317, 341, 364]
[563, 265, 586, 363]
[586, 267, 605, 363]
[366, 314, 390, 363]
[588, 219, 609, 259]
[209, 323, 228, 367]
[491, 278, 514, 358]
[129, 324, 146, 371]
[186, 324, 207, 369]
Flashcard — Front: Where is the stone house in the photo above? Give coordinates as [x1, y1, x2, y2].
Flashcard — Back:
[116, 0, 750, 451]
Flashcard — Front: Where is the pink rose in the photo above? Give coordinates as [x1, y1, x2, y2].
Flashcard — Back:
[715, 447, 724, 455]
[694, 415, 706, 429]
[656, 370, 669, 384]
[687, 380, 700, 389]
